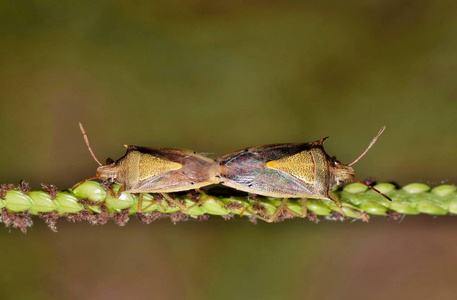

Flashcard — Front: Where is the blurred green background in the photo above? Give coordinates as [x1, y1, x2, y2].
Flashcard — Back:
[1, 1, 457, 299]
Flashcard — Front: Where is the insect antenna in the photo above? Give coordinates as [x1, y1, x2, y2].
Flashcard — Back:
[347, 126, 386, 167]
[353, 179, 392, 201]
[79, 122, 103, 166]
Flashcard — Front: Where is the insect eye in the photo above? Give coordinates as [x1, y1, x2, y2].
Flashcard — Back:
[106, 158, 114, 164]
[331, 156, 341, 165]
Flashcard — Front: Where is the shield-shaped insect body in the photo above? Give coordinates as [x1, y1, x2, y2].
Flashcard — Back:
[218, 139, 351, 199]
[78, 124, 220, 212]
[217, 126, 388, 220]
[97, 145, 220, 193]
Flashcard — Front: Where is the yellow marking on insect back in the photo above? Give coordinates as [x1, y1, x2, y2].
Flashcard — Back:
[266, 151, 315, 184]
[138, 154, 182, 181]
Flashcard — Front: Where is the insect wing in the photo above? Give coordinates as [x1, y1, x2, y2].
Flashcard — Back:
[219, 143, 323, 198]
[129, 146, 218, 193]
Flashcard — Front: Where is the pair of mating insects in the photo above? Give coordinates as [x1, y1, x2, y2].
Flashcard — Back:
[79, 124, 390, 221]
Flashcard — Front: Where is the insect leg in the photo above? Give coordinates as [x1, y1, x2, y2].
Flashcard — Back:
[138, 194, 161, 212]
[104, 183, 124, 201]
[186, 198, 206, 210]
[115, 185, 125, 198]
[349, 208, 370, 222]
[137, 193, 144, 212]
[239, 205, 248, 217]
[161, 193, 189, 211]
[301, 198, 307, 218]
[267, 203, 302, 219]
[266, 198, 288, 223]
[328, 193, 346, 218]
[185, 189, 208, 210]
[137, 193, 142, 212]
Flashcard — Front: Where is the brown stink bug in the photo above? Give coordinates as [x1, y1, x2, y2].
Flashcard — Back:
[217, 126, 389, 222]
[78, 124, 220, 211]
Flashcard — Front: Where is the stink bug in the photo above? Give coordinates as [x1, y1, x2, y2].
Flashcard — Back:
[78, 124, 220, 211]
[217, 126, 389, 222]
